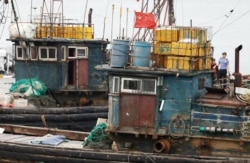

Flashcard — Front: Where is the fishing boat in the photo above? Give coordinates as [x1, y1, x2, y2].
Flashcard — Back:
[97, 0, 250, 160]
[0, 0, 108, 131]
[1, 0, 250, 162]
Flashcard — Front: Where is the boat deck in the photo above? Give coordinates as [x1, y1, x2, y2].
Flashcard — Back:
[0, 133, 249, 163]
[0, 133, 83, 149]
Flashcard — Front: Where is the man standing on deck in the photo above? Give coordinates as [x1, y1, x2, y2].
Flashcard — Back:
[218, 52, 229, 89]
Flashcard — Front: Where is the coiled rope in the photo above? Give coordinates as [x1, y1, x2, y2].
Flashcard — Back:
[83, 123, 107, 147]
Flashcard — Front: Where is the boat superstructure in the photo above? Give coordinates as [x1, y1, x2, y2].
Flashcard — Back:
[7, 0, 109, 107]
[0, 0, 109, 131]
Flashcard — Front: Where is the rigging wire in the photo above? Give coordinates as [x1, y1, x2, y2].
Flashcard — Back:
[211, 0, 242, 36]
[213, 9, 250, 37]
[10, 0, 50, 128]
[0, 1, 8, 24]
[0, 1, 9, 39]
[212, 9, 234, 36]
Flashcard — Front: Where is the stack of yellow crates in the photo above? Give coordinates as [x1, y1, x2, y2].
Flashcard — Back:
[153, 26, 212, 71]
[35, 24, 93, 39]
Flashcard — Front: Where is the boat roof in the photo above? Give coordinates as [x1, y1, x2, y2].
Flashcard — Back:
[96, 64, 213, 77]
[7, 38, 109, 44]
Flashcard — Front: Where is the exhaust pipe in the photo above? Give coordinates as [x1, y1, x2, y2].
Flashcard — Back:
[233, 45, 243, 87]
[153, 139, 171, 153]
[88, 8, 93, 27]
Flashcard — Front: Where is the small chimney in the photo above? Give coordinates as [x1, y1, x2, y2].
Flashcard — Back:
[233, 45, 243, 87]
[88, 8, 93, 27]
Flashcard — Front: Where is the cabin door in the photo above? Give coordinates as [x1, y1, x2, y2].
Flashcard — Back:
[68, 47, 88, 88]
[119, 94, 156, 128]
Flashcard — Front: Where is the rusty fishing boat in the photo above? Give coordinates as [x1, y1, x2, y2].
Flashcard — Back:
[0, 0, 108, 131]
[0, 0, 250, 162]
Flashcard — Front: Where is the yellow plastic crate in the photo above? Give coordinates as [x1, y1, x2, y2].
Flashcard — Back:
[205, 57, 212, 70]
[194, 57, 213, 70]
[171, 42, 199, 56]
[171, 42, 210, 57]
[179, 27, 207, 43]
[198, 42, 212, 56]
[155, 28, 179, 42]
[153, 42, 172, 55]
[163, 56, 178, 69]
[35, 25, 93, 39]
[179, 57, 198, 70]
[163, 56, 199, 71]
[152, 54, 164, 67]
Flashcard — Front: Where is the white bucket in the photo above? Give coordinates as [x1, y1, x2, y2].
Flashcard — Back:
[0, 94, 13, 105]
[13, 98, 28, 107]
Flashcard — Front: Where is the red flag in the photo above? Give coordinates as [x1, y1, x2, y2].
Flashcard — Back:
[134, 12, 156, 29]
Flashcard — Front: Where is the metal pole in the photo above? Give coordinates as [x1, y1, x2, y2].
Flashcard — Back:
[30, 0, 33, 23]
[119, 5, 122, 39]
[111, 4, 114, 41]
[126, 8, 128, 39]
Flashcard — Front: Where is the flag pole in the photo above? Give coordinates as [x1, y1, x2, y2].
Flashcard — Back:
[119, 5, 122, 39]
[102, 16, 106, 40]
[111, 4, 114, 41]
[126, 7, 128, 39]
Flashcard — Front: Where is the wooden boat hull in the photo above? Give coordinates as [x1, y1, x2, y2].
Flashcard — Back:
[0, 125, 248, 163]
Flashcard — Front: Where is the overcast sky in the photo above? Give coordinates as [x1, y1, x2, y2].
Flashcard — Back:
[1, 0, 250, 74]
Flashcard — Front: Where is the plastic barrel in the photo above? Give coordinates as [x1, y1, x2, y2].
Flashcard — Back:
[132, 41, 151, 67]
[110, 39, 130, 68]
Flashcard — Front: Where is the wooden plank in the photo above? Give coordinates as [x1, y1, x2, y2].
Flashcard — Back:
[0, 133, 36, 144]
[0, 124, 88, 140]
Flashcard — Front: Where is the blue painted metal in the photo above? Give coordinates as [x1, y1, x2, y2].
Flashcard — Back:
[14, 41, 108, 91]
[15, 61, 65, 91]
[87, 42, 108, 89]
[103, 60, 250, 156]
[132, 41, 151, 67]
[110, 95, 120, 127]
[110, 39, 130, 68]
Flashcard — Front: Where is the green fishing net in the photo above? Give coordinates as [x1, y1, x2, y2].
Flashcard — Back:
[9, 78, 47, 97]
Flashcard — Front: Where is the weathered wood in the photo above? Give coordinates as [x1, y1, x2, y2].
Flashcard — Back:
[0, 120, 98, 131]
[0, 124, 88, 140]
[0, 149, 117, 163]
[0, 141, 245, 163]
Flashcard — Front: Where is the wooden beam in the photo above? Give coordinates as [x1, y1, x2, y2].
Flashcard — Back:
[0, 124, 88, 140]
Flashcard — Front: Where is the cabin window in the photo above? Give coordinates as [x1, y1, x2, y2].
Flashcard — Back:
[123, 79, 141, 91]
[68, 46, 88, 58]
[198, 77, 205, 90]
[30, 47, 38, 60]
[16, 46, 29, 60]
[112, 77, 120, 93]
[121, 77, 156, 95]
[39, 47, 57, 61]
[142, 79, 156, 93]
[77, 48, 87, 57]
[61, 46, 66, 61]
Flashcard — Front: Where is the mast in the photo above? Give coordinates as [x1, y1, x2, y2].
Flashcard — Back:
[168, 0, 175, 25]
[132, 0, 175, 42]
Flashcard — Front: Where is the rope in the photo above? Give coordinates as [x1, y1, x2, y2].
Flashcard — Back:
[83, 123, 107, 147]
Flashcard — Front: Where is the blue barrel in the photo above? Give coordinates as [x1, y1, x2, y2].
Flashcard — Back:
[132, 41, 151, 67]
[110, 39, 130, 67]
